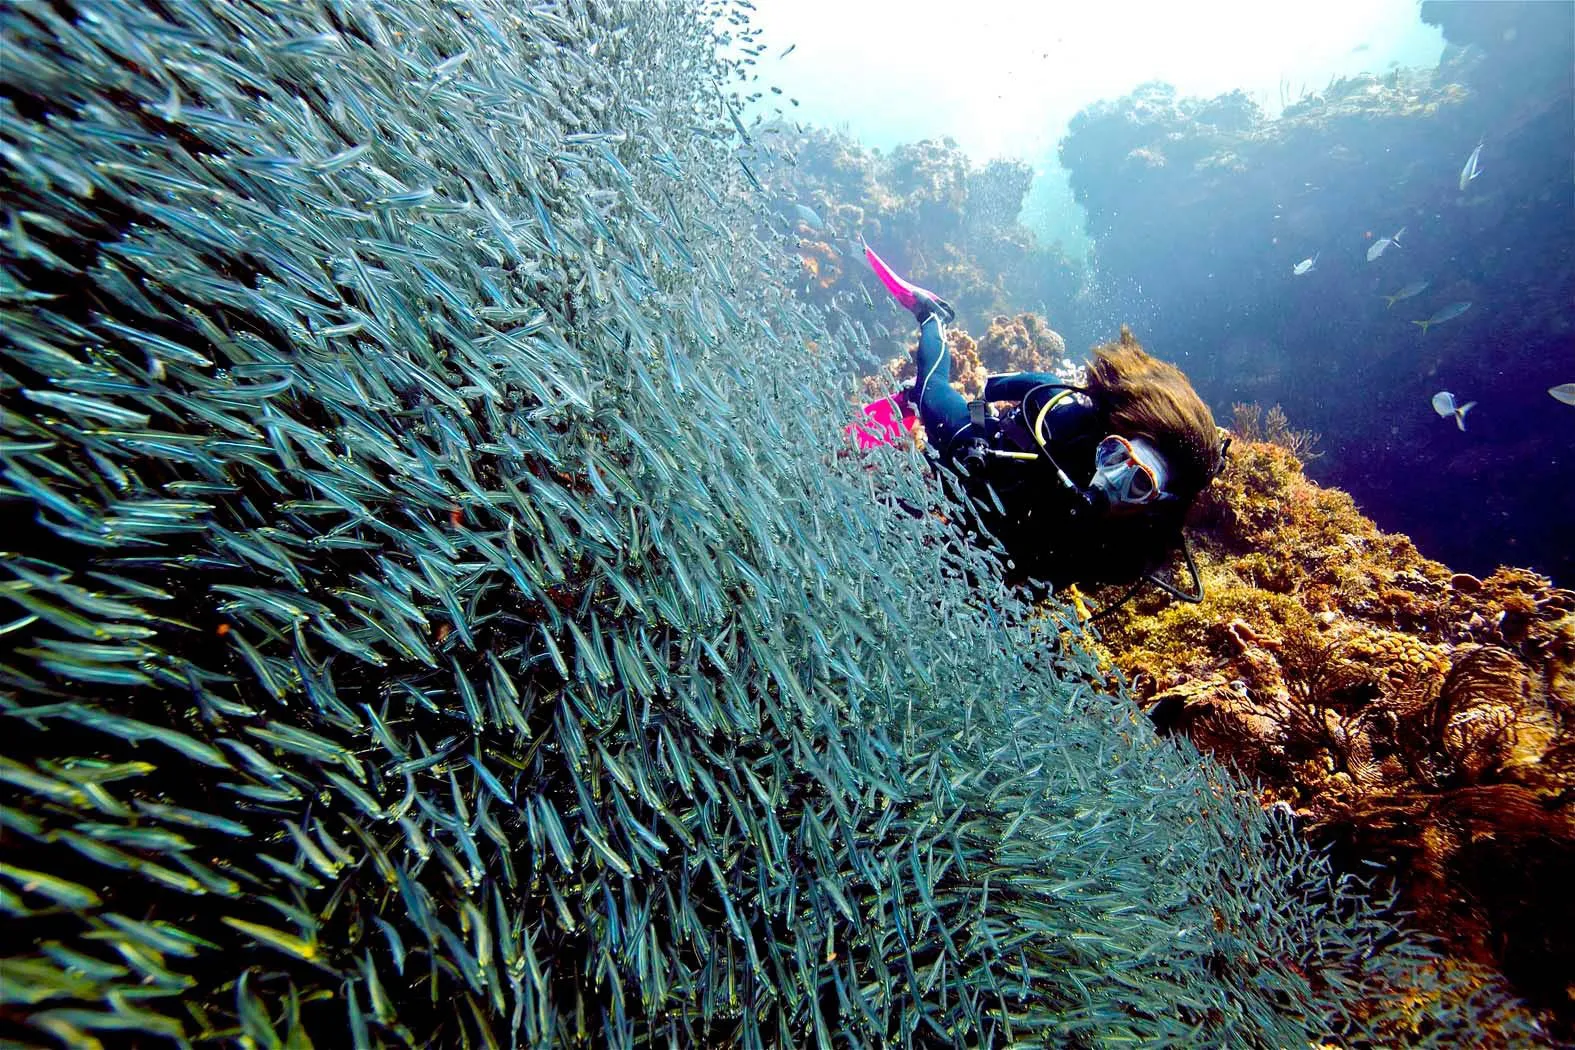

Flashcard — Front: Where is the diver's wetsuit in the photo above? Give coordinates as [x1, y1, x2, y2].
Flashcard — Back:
[912, 313, 1101, 483]
[910, 312, 1160, 587]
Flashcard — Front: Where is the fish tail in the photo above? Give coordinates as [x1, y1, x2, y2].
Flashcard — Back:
[1412, 320, 1429, 334]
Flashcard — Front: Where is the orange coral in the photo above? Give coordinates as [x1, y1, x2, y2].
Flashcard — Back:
[797, 239, 843, 290]
[859, 326, 985, 406]
[946, 328, 985, 400]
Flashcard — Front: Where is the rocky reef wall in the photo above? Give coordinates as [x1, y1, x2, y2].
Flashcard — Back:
[743, 123, 1099, 368]
[1083, 428, 1575, 1035]
[1058, 1, 1575, 585]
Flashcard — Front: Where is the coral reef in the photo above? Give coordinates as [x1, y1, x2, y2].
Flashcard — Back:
[1084, 436, 1575, 1033]
[797, 237, 843, 290]
[975, 312, 1070, 375]
[858, 313, 1076, 410]
[857, 326, 983, 404]
[746, 123, 1091, 363]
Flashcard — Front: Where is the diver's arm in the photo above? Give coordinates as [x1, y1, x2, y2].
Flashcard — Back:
[983, 372, 1071, 402]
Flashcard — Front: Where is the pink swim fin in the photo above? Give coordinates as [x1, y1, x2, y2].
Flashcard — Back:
[863, 239, 955, 322]
[845, 391, 918, 449]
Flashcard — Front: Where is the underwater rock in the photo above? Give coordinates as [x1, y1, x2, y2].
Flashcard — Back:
[1088, 434, 1575, 1032]
[1057, 21, 1575, 585]
[1422, 0, 1575, 92]
[975, 312, 1071, 376]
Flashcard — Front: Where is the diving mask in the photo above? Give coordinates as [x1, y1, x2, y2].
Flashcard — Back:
[1091, 434, 1170, 507]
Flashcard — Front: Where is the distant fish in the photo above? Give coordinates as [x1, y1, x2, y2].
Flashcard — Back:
[1413, 300, 1472, 334]
[1292, 252, 1318, 276]
[1459, 139, 1484, 191]
[792, 203, 824, 230]
[1432, 391, 1476, 430]
[1367, 226, 1404, 262]
[1549, 383, 1575, 407]
[779, 43, 796, 58]
[1383, 279, 1430, 307]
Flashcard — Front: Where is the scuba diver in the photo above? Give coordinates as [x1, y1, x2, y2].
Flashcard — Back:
[853, 242, 1229, 608]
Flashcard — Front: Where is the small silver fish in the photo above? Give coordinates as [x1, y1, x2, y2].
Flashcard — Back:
[1459, 139, 1484, 191]
[1383, 280, 1429, 308]
[1366, 226, 1405, 261]
[1431, 391, 1477, 430]
[1292, 252, 1318, 276]
[1549, 383, 1575, 407]
[1413, 300, 1472, 334]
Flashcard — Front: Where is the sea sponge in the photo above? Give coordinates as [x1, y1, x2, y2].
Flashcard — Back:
[976, 312, 1070, 375]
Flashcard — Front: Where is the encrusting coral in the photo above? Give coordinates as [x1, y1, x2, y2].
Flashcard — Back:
[1083, 431, 1575, 1032]
[975, 312, 1069, 375]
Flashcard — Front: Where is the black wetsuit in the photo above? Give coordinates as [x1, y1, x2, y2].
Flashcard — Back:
[910, 313, 1179, 588]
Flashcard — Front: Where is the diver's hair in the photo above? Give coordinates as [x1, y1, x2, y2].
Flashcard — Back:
[1084, 326, 1222, 502]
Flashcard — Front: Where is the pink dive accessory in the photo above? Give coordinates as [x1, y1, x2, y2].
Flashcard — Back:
[845, 391, 918, 449]
[863, 239, 923, 312]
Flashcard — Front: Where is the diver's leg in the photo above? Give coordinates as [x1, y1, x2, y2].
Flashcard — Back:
[912, 314, 975, 457]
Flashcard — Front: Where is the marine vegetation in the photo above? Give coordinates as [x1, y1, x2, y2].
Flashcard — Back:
[0, 0, 1542, 1046]
[1086, 433, 1575, 1034]
[1228, 401, 1321, 462]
